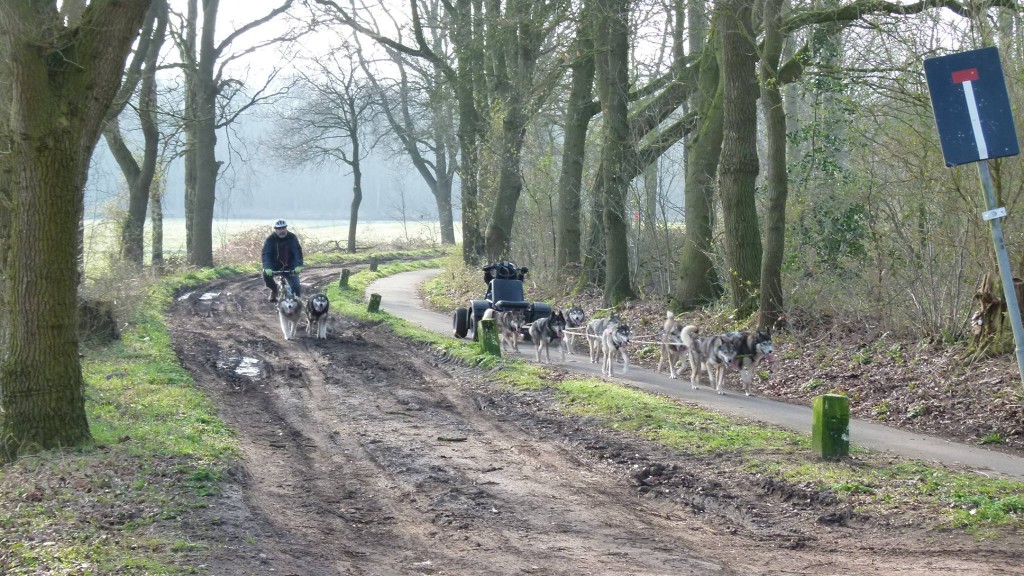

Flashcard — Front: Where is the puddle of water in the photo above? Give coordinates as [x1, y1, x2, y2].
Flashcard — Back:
[235, 357, 261, 377]
[199, 292, 220, 300]
[178, 291, 194, 301]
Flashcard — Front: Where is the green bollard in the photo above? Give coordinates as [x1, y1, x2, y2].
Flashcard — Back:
[478, 318, 501, 357]
[339, 268, 351, 288]
[367, 293, 382, 313]
[812, 394, 850, 459]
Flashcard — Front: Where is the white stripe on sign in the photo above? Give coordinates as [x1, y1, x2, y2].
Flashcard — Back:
[961, 80, 988, 159]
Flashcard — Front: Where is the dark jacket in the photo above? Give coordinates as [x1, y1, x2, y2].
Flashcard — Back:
[262, 231, 304, 271]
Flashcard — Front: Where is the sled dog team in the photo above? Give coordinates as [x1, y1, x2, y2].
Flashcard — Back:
[500, 306, 774, 395]
[276, 288, 331, 341]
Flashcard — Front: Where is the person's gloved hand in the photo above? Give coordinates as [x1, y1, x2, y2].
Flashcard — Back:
[263, 268, 273, 276]
[294, 266, 303, 274]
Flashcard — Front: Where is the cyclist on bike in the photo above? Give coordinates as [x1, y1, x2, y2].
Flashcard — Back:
[262, 219, 304, 302]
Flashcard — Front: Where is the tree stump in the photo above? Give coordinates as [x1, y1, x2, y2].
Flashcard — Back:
[78, 298, 120, 343]
[339, 269, 351, 288]
[972, 272, 1009, 346]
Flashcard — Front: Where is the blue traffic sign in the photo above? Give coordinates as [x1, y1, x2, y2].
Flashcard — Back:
[924, 46, 1019, 166]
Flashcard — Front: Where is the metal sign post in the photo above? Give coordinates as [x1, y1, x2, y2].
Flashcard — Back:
[925, 47, 1022, 383]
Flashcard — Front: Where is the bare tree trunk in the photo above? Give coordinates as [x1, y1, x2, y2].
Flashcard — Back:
[348, 134, 362, 253]
[556, 1, 597, 275]
[0, 0, 151, 460]
[189, 0, 221, 267]
[595, 0, 637, 306]
[673, 0, 723, 309]
[757, 0, 788, 330]
[718, 0, 761, 317]
[151, 174, 165, 273]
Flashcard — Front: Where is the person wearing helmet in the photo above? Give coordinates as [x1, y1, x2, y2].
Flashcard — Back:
[261, 219, 304, 301]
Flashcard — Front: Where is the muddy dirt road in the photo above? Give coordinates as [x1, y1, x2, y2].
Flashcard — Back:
[166, 267, 1022, 575]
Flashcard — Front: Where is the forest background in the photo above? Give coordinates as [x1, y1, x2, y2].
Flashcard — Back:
[1, 0, 1023, 459]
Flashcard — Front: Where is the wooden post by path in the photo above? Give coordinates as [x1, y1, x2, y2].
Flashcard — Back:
[339, 269, 351, 288]
[812, 394, 850, 459]
[367, 293, 382, 313]
[369, 256, 379, 272]
[478, 318, 501, 356]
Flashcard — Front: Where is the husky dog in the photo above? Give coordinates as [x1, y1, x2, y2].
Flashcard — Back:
[722, 329, 774, 395]
[530, 310, 566, 363]
[562, 305, 587, 356]
[277, 292, 303, 340]
[305, 293, 330, 339]
[586, 315, 620, 364]
[497, 309, 526, 352]
[688, 331, 739, 394]
[657, 311, 687, 379]
[601, 322, 631, 377]
[684, 323, 741, 389]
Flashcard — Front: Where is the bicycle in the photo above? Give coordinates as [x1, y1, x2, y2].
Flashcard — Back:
[271, 269, 297, 301]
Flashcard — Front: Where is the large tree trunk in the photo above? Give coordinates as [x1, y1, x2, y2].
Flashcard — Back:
[674, 1, 723, 309]
[181, 0, 199, 261]
[595, 0, 637, 306]
[484, 103, 529, 261]
[717, 0, 761, 317]
[452, 0, 485, 264]
[757, 0, 788, 330]
[0, 0, 151, 460]
[556, 1, 597, 276]
[188, 0, 221, 267]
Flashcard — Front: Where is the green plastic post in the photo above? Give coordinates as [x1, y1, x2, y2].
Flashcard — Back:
[812, 394, 850, 459]
[339, 268, 350, 288]
[478, 318, 501, 356]
[367, 293, 382, 313]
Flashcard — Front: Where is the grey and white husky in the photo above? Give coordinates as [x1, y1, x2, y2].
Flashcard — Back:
[586, 315, 620, 364]
[562, 305, 586, 356]
[530, 310, 566, 363]
[497, 309, 526, 352]
[681, 325, 740, 394]
[722, 329, 774, 395]
[657, 311, 687, 379]
[305, 293, 330, 339]
[278, 292, 303, 340]
[601, 321, 631, 377]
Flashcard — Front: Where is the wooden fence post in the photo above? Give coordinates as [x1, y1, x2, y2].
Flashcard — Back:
[478, 318, 501, 356]
[369, 256, 379, 272]
[367, 293, 382, 313]
[812, 394, 850, 459]
[339, 268, 350, 288]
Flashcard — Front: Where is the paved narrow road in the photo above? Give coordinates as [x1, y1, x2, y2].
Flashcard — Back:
[368, 269, 1024, 481]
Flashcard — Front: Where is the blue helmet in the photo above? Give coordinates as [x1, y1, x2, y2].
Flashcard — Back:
[273, 219, 288, 229]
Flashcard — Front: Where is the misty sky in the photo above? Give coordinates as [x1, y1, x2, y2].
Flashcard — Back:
[85, 0, 448, 223]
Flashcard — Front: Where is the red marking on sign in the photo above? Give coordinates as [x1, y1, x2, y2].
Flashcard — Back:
[952, 68, 979, 84]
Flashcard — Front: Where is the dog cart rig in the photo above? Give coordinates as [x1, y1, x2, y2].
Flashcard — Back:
[452, 261, 552, 341]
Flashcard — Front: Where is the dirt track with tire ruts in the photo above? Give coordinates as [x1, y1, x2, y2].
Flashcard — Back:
[164, 266, 1023, 575]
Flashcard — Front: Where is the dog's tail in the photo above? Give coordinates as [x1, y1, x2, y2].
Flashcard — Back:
[681, 324, 700, 347]
[666, 311, 674, 320]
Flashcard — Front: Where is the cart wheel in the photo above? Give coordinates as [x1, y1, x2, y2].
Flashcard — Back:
[453, 307, 469, 338]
